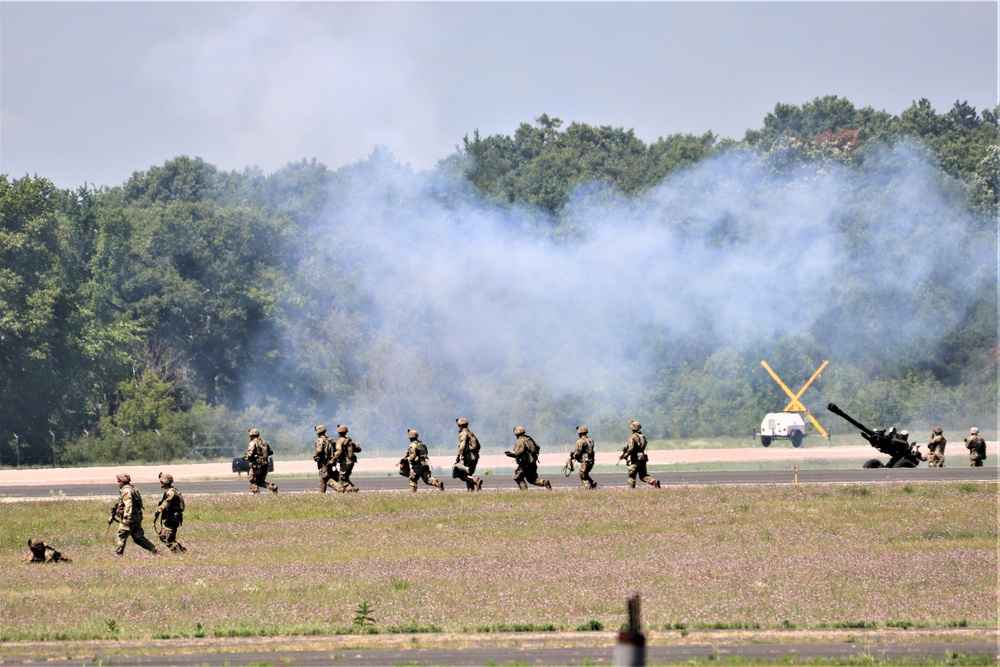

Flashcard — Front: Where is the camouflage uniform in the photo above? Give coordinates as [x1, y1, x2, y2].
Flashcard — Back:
[25, 538, 71, 563]
[114, 473, 160, 556]
[506, 427, 551, 490]
[926, 428, 946, 468]
[625, 422, 660, 489]
[965, 428, 987, 467]
[334, 425, 362, 492]
[313, 426, 341, 493]
[244, 429, 278, 493]
[572, 427, 597, 490]
[155, 472, 187, 552]
[454, 418, 483, 491]
[406, 430, 443, 492]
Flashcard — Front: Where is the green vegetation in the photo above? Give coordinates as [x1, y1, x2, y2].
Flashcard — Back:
[1, 97, 996, 464]
[2, 481, 995, 642]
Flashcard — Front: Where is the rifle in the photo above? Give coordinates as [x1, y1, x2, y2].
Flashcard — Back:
[617, 445, 628, 466]
[153, 511, 163, 536]
[562, 456, 575, 477]
[105, 502, 123, 534]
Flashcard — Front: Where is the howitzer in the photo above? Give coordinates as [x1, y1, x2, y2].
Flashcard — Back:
[826, 403, 922, 469]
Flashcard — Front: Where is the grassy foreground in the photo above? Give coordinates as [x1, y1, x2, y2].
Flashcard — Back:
[1, 481, 996, 643]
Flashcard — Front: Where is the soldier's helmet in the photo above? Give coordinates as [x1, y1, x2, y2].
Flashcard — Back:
[933, 427, 943, 435]
[315, 425, 327, 434]
[248, 428, 260, 437]
[116, 472, 131, 484]
[29, 538, 45, 549]
[901, 430, 909, 437]
[158, 472, 173, 485]
[337, 425, 349, 435]
[456, 418, 469, 427]
[407, 429, 419, 440]
[513, 426, 526, 436]
[630, 421, 642, 431]
[577, 426, 588, 435]
[970, 427, 979, 434]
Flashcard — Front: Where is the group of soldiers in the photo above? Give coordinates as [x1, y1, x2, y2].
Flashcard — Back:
[902, 427, 988, 467]
[318, 418, 662, 493]
[25, 470, 186, 563]
[24, 420, 988, 563]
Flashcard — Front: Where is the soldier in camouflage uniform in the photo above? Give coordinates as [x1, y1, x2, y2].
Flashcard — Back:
[25, 538, 72, 563]
[925, 427, 947, 468]
[334, 425, 362, 492]
[154, 472, 187, 552]
[406, 429, 444, 492]
[454, 417, 483, 491]
[243, 428, 278, 493]
[313, 425, 342, 493]
[505, 426, 551, 490]
[572, 426, 597, 490]
[113, 473, 160, 556]
[965, 427, 987, 467]
[624, 421, 660, 489]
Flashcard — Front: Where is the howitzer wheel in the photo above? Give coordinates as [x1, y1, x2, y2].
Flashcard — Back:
[891, 459, 917, 468]
[791, 433, 804, 448]
[862, 459, 883, 469]
[760, 436, 772, 447]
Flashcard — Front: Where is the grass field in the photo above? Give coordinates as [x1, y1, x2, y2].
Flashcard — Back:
[2, 480, 996, 645]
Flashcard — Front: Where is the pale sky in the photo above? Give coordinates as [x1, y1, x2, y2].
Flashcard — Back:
[2, 1, 997, 190]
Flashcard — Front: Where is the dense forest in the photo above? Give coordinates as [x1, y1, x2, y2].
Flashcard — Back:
[2, 95, 997, 465]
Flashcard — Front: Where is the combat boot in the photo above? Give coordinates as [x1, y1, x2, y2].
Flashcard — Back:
[652, 480, 661, 489]
[542, 480, 552, 490]
[270, 484, 279, 494]
[475, 478, 483, 491]
[436, 480, 445, 491]
[319, 480, 327, 494]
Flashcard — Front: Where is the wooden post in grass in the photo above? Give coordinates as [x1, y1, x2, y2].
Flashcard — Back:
[614, 593, 645, 666]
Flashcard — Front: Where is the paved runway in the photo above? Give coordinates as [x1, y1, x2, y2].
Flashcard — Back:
[2, 464, 997, 500]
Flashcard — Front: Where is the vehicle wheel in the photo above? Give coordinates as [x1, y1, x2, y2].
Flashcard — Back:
[760, 436, 772, 448]
[893, 459, 916, 468]
[862, 459, 883, 469]
[791, 432, 803, 448]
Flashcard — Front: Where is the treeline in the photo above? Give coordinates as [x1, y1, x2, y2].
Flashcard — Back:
[1, 96, 996, 466]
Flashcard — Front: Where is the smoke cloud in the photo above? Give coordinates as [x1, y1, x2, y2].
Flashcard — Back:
[282, 140, 992, 452]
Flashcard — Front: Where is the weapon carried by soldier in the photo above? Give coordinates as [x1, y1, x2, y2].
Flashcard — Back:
[105, 500, 123, 534]
[562, 455, 575, 477]
[616, 445, 628, 465]
[826, 402, 923, 469]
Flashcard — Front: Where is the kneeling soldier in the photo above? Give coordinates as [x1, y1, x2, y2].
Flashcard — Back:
[25, 538, 72, 563]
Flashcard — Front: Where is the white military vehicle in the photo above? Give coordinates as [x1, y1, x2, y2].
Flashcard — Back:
[759, 412, 806, 448]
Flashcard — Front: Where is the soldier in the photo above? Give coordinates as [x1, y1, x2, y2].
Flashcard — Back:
[965, 427, 987, 467]
[505, 426, 551, 490]
[572, 426, 597, 490]
[623, 421, 660, 489]
[243, 428, 278, 493]
[113, 473, 160, 556]
[454, 417, 483, 492]
[926, 427, 947, 468]
[25, 538, 72, 563]
[405, 429, 444, 492]
[334, 425, 362, 492]
[154, 472, 187, 552]
[313, 425, 341, 493]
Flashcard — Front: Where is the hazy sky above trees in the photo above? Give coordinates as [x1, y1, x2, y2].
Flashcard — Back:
[1, 1, 996, 190]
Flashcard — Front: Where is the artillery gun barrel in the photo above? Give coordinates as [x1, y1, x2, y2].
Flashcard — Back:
[826, 403, 875, 436]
